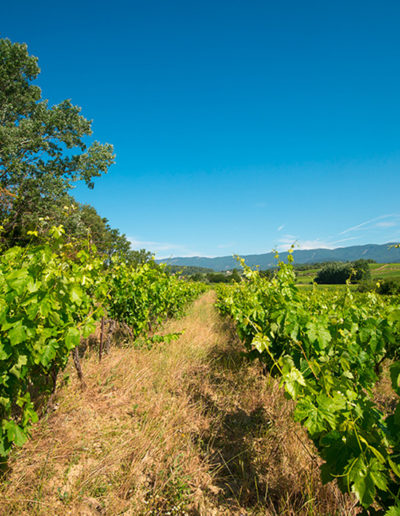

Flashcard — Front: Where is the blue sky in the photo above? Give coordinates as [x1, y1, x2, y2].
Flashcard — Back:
[2, 1, 400, 257]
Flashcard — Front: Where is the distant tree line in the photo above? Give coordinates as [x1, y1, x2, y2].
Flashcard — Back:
[293, 260, 375, 272]
[165, 265, 215, 276]
[165, 265, 242, 283]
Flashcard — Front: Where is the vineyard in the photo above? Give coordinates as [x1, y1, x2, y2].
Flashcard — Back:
[1, 21, 399, 516]
[1, 239, 400, 514]
[0, 228, 205, 459]
[216, 253, 400, 515]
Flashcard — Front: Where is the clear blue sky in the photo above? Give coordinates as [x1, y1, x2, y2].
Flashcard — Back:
[3, 1, 400, 257]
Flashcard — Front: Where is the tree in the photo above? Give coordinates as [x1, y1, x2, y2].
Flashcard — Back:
[231, 268, 242, 282]
[31, 199, 154, 266]
[206, 272, 231, 283]
[76, 204, 155, 266]
[315, 263, 352, 284]
[0, 38, 115, 244]
[352, 259, 371, 282]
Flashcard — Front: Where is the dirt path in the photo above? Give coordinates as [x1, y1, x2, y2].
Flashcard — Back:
[0, 292, 353, 515]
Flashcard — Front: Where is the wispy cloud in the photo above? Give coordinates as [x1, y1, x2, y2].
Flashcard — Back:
[275, 213, 400, 254]
[277, 236, 333, 252]
[129, 212, 400, 259]
[329, 236, 360, 246]
[375, 221, 397, 228]
[340, 214, 400, 235]
[277, 235, 359, 252]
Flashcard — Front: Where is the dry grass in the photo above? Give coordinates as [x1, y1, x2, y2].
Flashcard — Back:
[373, 360, 399, 419]
[0, 291, 356, 515]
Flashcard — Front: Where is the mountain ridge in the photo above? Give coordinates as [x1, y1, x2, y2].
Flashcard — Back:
[156, 242, 400, 271]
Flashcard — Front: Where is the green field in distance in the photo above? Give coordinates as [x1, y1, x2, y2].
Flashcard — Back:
[295, 262, 400, 285]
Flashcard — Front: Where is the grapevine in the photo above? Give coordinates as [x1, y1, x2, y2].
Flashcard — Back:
[0, 229, 205, 458]
[216, 255, 400, 514]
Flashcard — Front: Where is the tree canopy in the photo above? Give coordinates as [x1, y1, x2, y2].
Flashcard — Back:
[315, 260, 371, 284]
[0, 38, 115, 244]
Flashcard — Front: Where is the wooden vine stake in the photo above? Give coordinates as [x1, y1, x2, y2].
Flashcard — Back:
[99, 316, 105, 362]
[72, 347, 86, 390]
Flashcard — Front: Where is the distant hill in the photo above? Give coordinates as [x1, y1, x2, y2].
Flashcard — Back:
[157, 243, 400, 271]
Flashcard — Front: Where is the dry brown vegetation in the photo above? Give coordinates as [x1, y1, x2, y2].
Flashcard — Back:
[0, 291, 357, 515]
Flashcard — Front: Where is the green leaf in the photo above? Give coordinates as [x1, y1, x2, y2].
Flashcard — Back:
[306, 321, 331, 350]
[351, 467, 375, 508]
[70, 285, 83, 305]
[388, 458, 400, 478]
[6, 269, 29, 295]
[390, 362, 400, 395]
[0, 397, 10, 409]
[39, 298, 52, 317]
[65, 327, 80, 351]
[48, 310, 62, 326]
[388, 309, 400, 323]
[283, 367, 306, 399]
[10, 354, 28, 378]
[369, 459, 388, 492]
[252, 334, 270, 353]
[0, 437, 9, 457]
[8, 321, 27, 346]
[0, 342, 10, 360]
[295, 398, 326, 435]
[348, 457, 386, 509]
[5, 421, 27, 447]
[40, 340, 58, 367]
[81, 320, 96, 339]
